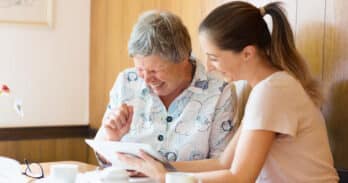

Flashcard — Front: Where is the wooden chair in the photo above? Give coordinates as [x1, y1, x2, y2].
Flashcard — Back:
[337, 168, 348, 183]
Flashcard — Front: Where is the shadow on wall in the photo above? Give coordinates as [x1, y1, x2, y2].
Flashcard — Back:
[321, 24, 348, 169]
[297, 22, 348, 169]
[324, 80, 348, 169]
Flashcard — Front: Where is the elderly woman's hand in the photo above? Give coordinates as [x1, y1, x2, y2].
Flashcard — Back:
[117, 150, 167, 183]
[103, 103, 133, 141]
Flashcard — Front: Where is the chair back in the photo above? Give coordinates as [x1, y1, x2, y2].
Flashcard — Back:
[337, 168, 348, 183]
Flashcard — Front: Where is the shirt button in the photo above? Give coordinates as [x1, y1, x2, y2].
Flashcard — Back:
[158, 134, 164, 141]
[166, 116, 173, 123]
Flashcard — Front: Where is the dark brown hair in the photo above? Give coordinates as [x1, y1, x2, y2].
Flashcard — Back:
[199, 1, 322, 106]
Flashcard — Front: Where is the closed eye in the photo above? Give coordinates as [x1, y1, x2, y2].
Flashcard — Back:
[206, 53, 219, 62]
[208, 56, 218, 62]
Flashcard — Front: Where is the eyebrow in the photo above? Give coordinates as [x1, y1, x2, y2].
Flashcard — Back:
[206, 53, 218, 57]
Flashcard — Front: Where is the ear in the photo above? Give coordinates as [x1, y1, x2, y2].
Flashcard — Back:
[241, 45, 257, 61]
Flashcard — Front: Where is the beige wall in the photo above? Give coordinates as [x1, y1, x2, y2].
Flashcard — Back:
[0, 0, 91, 164]
[89, 0, 348, 168]
[0, 0, 90, 127]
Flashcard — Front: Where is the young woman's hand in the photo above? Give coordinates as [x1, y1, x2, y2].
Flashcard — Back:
[117, 150, 167, 182]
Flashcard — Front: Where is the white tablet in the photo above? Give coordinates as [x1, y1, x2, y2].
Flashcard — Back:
[85, 139, 166, 170]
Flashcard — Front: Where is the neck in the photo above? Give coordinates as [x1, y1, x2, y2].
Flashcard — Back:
[246, 58, 279, 88]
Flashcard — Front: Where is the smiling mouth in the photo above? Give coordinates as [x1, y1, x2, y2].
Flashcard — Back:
[150, 82, 164, 90]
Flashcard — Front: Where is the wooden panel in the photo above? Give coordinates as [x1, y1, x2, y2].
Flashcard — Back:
[159, 0, 205, 62]
[0, 138, 88, 163]
[322, 0, 348, 169]
[90, 0, 107, 129]
[296, 0, 325, 78]
[0, 126, 91, 140]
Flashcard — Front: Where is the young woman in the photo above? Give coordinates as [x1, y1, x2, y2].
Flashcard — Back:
[117, 2, 339, 182]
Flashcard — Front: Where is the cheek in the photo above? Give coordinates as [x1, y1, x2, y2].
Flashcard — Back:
[137, 71, 145, 80]
[211, 62, 226, 72]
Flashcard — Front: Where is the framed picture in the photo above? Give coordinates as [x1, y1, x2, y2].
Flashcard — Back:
[0, 0, 53, 27]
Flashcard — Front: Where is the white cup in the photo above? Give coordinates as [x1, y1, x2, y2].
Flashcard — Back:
[49, 164, 78, 183]
[166, 172, 198, 183]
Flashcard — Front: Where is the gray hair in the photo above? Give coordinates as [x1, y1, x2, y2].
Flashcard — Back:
[128, 10, 192, 63]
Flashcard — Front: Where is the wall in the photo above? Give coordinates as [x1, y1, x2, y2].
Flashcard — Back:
[90, 0, 348, 168]
[0, 0, 90, 127]
[0, 0, 91, 163]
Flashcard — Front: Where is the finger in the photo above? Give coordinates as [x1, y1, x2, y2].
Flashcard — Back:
[116, 153, 144, 168]
[120, 103, 130, 117]
[126, 105, 134, 124]
[116, 109, 128, 126]
[104, 120, 117, 129]
[131, 171, 147, 177]
[127, 171, 139, 177]
[113, 118, 124, 130]
[139, 150, 158, 163]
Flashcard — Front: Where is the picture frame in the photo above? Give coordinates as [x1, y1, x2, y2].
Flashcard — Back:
[0, 0, 53, 27]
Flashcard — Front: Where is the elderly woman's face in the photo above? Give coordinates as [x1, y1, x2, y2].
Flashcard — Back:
[133, 55, 189, 97]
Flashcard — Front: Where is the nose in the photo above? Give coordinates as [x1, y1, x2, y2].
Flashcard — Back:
[206, 60, 215, 72]
[142, 70, 153, 83]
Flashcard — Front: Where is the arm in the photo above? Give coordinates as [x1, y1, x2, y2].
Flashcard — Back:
[172, 127, 241, 172]
[117, 128, 274, 183]
[193, 130, 275, 183]
[94, 72, 134, 165]
[95, 104, 133, 141]
[94, 104, 134, 167]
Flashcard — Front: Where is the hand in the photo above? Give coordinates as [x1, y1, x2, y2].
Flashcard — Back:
[96, 152, 111, 166]
[117, 150, 167, 182]
[103, 103, 133, 141]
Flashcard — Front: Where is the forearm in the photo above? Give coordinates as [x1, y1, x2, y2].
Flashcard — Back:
[193, 170, 244, 183]
[172, 158, 226, 172]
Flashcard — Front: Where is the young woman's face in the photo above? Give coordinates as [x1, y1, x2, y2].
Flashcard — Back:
[199, 32, 244, 82]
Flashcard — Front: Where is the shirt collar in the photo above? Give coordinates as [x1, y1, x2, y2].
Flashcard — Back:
[187, 61, 208, 94]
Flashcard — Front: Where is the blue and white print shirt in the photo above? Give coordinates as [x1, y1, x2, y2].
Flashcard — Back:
[104, 62, 236, 161]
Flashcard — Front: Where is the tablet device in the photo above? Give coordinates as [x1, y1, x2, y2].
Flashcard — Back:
[85, 139, 166, 170]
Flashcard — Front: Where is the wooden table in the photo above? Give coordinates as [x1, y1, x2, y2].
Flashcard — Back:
[23, 161, 156, 182]
[23, 161, 97, 182]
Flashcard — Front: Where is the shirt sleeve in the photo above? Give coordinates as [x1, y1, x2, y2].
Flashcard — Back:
[208, 83, 237, 158]
[242, 83, 299, 137]
[108, 71, 127, 110]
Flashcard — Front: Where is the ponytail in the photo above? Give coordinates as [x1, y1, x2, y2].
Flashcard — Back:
[264, 2, 323, 106]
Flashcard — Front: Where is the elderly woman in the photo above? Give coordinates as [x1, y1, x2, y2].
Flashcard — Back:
[95, 11, 236, 165]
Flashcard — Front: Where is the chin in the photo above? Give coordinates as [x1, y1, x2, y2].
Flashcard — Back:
[153, 89, 167, 96]
[222, 76, 233, 83]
